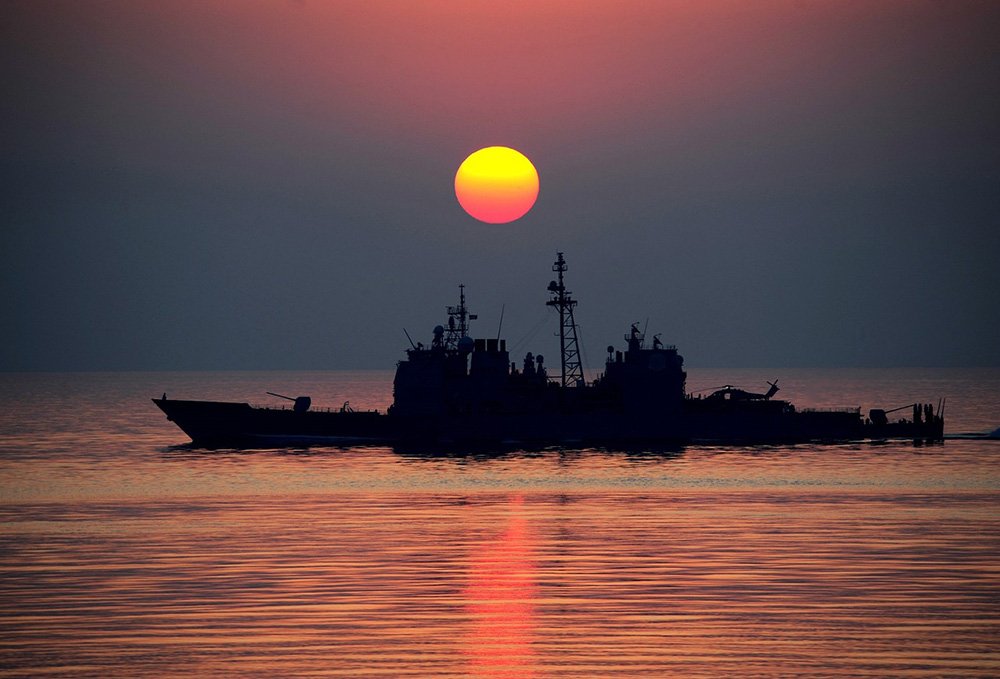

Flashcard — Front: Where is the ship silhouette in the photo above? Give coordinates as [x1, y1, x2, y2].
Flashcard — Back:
[154, 253, 944, 448]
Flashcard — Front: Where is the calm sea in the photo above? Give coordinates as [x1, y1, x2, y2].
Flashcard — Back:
[1, 368, 998, 677]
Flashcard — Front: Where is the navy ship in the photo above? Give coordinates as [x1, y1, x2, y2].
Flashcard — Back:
[154, 253, 944, 447]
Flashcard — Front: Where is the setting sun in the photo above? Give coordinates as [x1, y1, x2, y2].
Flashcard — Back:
[454, 146, 539, 224]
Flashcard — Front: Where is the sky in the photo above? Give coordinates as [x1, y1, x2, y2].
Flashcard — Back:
[2, 0, 998, 371]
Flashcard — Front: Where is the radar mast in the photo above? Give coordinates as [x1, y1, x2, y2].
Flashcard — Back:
[546, 252, 585, 387]
[444, 284, 476, 350]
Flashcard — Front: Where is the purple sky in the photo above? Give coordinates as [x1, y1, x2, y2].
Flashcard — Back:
[2, 0, 998, 370]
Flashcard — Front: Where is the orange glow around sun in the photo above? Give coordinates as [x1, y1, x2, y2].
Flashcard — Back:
[454, 146, 539, 224]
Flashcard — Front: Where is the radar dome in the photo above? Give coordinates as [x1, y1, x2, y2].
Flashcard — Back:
[458, 336, 475, 353]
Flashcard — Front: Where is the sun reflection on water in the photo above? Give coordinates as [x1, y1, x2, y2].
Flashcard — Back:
[463, 495, 538, 678]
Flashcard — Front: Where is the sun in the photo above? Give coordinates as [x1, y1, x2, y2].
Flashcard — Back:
[454, 146, 539, 224]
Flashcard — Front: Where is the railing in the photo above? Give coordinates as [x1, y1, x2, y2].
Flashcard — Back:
[800, 407, 861, 414]
[249, 404, 381, 414]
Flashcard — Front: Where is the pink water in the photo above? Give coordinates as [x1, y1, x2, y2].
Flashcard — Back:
[1, 369, 998, 677]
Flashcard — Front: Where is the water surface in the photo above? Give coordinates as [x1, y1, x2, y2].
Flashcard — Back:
[1, 369, 998, 677]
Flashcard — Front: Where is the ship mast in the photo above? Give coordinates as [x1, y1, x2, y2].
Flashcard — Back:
[546, 252, 585, 387]
[444, 284, 476, 350]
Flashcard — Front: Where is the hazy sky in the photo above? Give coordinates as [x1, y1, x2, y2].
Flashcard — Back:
[3, 0, 998, 371]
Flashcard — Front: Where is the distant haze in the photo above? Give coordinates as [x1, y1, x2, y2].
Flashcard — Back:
[2, 1, 998, 371]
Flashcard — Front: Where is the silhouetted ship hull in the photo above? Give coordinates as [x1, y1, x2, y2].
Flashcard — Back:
[154, 399, 389, 448]
[154, 254, 944, 448]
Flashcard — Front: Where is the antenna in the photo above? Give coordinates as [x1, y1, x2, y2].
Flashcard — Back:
[402, 328, 417, 350]
[444, 284, 476, 350]
[546, 252, 585, 387]
[496, 303, 505, 341]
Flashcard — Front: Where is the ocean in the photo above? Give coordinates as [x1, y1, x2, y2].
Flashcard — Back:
[1, 368, 998, 677]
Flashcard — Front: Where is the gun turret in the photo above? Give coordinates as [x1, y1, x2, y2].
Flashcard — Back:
[266, 392, 311, 413]
[765, 380, 780, 400]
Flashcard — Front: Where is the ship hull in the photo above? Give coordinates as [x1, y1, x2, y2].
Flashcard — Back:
[153, 399, 392, 448]
[154, 398, 942, 449]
